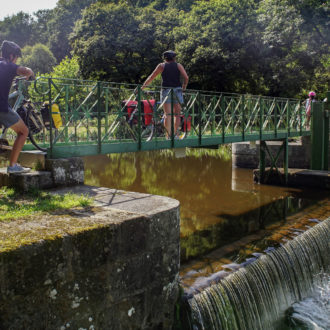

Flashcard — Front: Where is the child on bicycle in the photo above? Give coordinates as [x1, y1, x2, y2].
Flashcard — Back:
[0, 40, 34, 174]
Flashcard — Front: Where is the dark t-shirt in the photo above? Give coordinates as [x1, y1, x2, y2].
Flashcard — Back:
[0, 59, 19, 112]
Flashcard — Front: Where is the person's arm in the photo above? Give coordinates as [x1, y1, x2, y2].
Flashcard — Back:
[142, 64, 163, 89]
[177, 63, 189, 91]
[17, 66, 34, 80]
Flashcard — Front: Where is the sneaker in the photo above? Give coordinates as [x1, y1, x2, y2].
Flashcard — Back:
[7, 164, 31, 174]
[175, 133, 185, 140]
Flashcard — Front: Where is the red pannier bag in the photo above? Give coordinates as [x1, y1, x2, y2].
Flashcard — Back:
[182, 114, 191, 132]
[141, 99, 155, 126]
[122, 99, 155, 126]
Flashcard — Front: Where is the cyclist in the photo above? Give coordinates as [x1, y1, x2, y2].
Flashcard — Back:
[304, 91, 316, 129]
[142, 50, 189, 138]
[0, 40, 34, 173]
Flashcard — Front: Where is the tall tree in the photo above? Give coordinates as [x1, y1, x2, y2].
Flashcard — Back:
[0, 12, 36, 47]
[71, 2, 180, 83]
[46, 0, 96, 61]
[175, 0, 264, 93]
[258, 0, 329, 97]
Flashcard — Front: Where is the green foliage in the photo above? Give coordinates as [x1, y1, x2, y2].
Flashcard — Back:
[49, 56, 80, 79]
[19, 43, 56, 74]
[72, 2, 157, 82]
[1, 0, 328, 98]
[0, 12, 37, 47]
[46, 0, 96, 61]
[175, 0, 264, 93]
[257, 0, 330, 97]
[29, 56, 81, 106]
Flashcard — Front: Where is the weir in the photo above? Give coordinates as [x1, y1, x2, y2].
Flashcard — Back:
[182, 218, 330, 330]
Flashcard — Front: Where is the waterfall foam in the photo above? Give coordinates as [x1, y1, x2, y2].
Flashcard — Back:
[185, 218, 330, 330]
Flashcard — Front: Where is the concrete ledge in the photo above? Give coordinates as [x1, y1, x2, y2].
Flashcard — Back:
[232, 139, 311, 169]
[253, 168, 330, 189]
[0, 169, 53, 191]
[0, 157, 84, 191]
[0, 150, 46, 170]
[0, 186, 180, 329]
[45, 158, 84, 186]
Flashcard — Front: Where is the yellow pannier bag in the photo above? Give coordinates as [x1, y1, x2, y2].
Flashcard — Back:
[41, 102, 62, 129]
[51, 103, 62, 129]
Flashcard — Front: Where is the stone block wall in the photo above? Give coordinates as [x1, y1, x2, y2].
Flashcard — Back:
[0, 188, 180, 330]
[0, 157, 84, 192]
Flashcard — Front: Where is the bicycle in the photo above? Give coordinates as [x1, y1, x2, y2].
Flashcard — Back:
[0, 77, 49, 153]
[115, 89, 191, 142]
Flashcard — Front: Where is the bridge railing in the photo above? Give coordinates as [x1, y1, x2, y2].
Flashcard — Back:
[28, 77, 308, 155]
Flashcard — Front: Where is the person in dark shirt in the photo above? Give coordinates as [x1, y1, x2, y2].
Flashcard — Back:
[142, 50, 189, 138]
[0, 40, 34, 173]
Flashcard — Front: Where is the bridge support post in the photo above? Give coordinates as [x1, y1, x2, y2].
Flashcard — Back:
[284, 137, 289, 184]
[259, 141, 266, 183]
[258, 139, 289, 184]
[311, 93, 329, 170]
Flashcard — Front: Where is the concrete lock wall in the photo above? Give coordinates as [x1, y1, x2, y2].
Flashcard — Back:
[232, 137, 312, 169]
[0, 187, 180, 330]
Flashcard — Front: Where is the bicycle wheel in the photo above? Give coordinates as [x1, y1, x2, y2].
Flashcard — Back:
[128, 120, 155, 142]
[108, 116, 154, 142]
[26, 105, 48, 152]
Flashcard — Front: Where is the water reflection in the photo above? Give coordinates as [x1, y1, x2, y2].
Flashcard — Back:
[83, 149, 329, 288]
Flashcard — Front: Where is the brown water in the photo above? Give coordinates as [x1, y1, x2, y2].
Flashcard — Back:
[83, 148, 330, 292]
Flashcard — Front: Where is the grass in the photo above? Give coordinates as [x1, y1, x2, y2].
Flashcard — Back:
[0, 187, 92, 222]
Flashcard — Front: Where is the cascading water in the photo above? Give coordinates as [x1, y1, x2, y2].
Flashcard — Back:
[185, 218, 330, 330]
[286, 273, 329, 329]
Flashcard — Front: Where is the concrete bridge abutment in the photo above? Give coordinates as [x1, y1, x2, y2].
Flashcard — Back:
[0, 186, 180, 329]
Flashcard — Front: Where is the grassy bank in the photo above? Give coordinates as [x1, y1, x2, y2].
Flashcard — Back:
[0, 187, 92, 222]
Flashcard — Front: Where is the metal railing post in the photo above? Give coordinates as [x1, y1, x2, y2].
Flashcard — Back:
[221, 95, 225, 143]
[259, 98, 263, 141]
[311, 102, 324, 169]
[137, 85, 142, 150]
[259, 141, 266, 183]
[198, 93, 202, 145]
[241, 94, 245, 141]
[170, 89, 174, 146]
[283, 137, 288, 184]
[286, 100, 290, 137]
[65, 85, 69, 143]
[48, 77, 53, 157]
[97, 81, 102, 154]
[274, 99, 278, 137]
[323, 92, 329, 170]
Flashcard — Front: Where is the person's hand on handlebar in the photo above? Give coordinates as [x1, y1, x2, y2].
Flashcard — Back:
[17, 66, 34, 80]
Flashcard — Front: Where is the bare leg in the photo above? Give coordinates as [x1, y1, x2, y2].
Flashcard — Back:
[9, 119, 29, 166]
[174, 103, 181, 134]
[163, 103, 182, 137]
[163, 103, 172, 137]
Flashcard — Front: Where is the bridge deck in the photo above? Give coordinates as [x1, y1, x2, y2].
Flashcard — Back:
[29, 130, 309, 159]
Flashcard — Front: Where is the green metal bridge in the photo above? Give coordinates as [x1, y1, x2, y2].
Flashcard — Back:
[21, 77, 329, 173]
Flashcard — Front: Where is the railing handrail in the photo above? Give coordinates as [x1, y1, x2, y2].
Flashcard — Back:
[33, 76, 301, 102]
